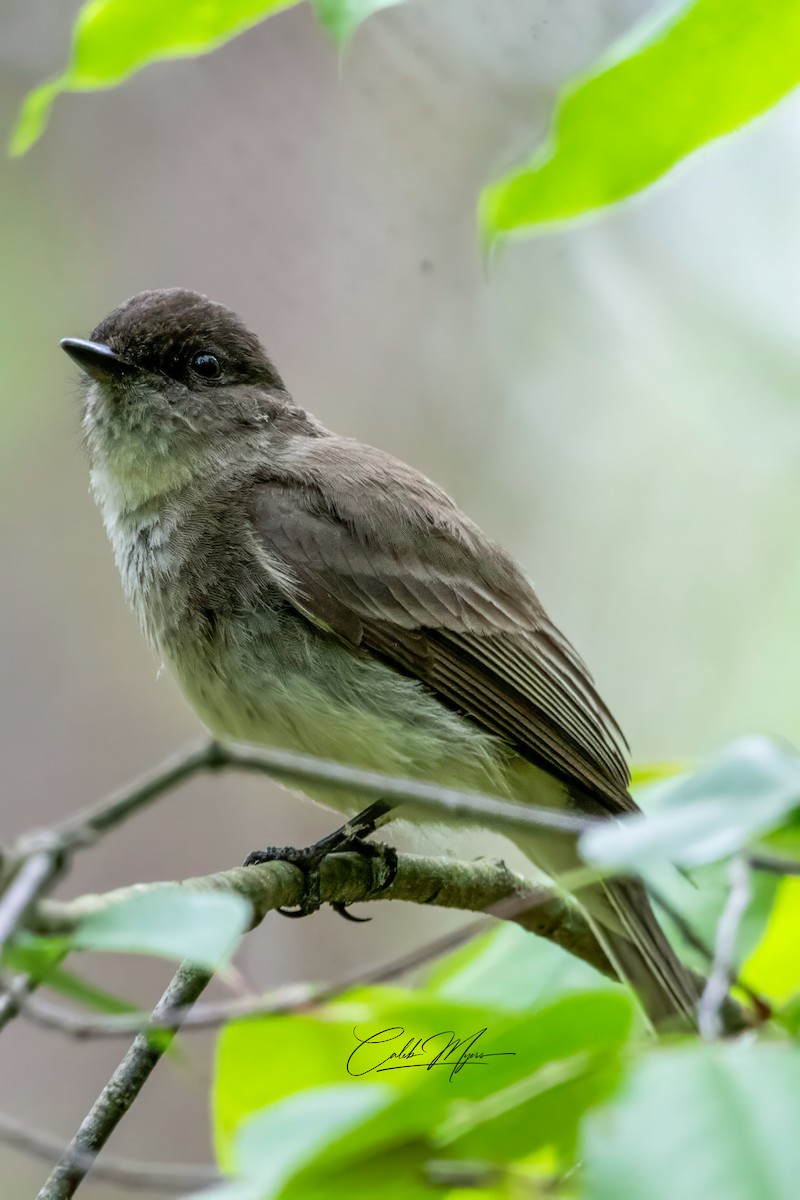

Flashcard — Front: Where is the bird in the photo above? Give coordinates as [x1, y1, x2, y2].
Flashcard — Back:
[61, 286, 702, 1028]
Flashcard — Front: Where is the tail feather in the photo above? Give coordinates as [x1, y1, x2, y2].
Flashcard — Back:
[597, 878, 703, 1028]
[513, 828, 748, 1032]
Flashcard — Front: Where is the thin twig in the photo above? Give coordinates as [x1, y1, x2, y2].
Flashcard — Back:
[28, 854, 587, 1197]
[0, 973, 36, 1032]
[646, 880, 715, 966]
[211, 741, 598, 835]
[35, 962, 213, 1200]
[698, 857, 752, 1040]
[0, 849, 61, 952]
[29, 850, 611, 974]
[54, 743, 227, 852]
[22, 849, 748, 1040]
[19, 893, 552, 1039]
[28, 853, 612, 1196]
[8, 737, 751, 1196]
[53, 740, 597, 857]
[19, 981, 321, 1038]
[640, 878, 754, 1034]
[0, 749, 227, 969]
[0, 1110, 220, 1192]
[0, 738, 594, 988]
[748, 852, 800, 876]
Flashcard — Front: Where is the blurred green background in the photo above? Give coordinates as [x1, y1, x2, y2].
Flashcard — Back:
[3, 0, 800, 1194]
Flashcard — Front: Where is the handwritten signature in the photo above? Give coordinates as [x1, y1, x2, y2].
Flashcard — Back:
[346, 1026, 516, 1082]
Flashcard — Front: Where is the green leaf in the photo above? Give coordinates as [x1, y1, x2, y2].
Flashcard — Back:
[423, 923, 621, 1011]
[3, 931, 71, 979]
[5, 933, 135, 1013]
[40, 968, 139, 1015]
[645, 859, 779, 979]
[582, 737, 800, 870]
[213, 990, 519, 1160]
[213, 989, 633, 1196]
[5, 932, 135, 1012]
[583, 1041, 800, 1200]
[741, 877, 800, 1005]
[629, 760, 689, 791]
[72, 889, 251, 969]
[311, 0, 405, 45]
[239, 1086, 389, 1186]
[481, 0, 800, 240]
[429, 993, 631, 1165]
[288, 992, 631, 1196]
[190, 1086, 390, 1200]
[10, 0, 302, 156]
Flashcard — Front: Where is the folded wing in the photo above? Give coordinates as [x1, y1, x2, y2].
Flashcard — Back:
[250, 438, 633, 816]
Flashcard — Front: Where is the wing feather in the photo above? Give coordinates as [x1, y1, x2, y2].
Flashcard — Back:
[251, 441, 633, 814]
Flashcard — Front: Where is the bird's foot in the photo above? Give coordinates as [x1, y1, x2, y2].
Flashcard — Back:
[244, 808, 397, 921]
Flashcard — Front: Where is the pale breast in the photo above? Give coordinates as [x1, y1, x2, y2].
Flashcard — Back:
[165, 600, 525, 818]
[92, 472, 540, 821]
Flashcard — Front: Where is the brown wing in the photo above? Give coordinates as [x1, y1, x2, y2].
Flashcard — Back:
[251, 438, 633, 815]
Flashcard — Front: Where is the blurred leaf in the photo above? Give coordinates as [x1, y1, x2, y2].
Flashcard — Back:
[190, 1086, 390, 1200]
[289, 992, 631, 1196]
[741, 877, 800, 1004]
[10, 0, 302, 156]
[38, 967, 139, 1015]
[778, 996, 800, 1038]
[311, 0, 405, 44]
[5, 931, 137, 1012]
[421, 1147, 575, 1200]
[214, 990, 521, 1162]
[213, 989, 633, 1196]
[184, 1181, 260, 1200]
[583, 1041, 800, 1200]
[481, 0, 800, 240]
[647, 858, 779, 978]
[759, 820, 800, 862]
[582, 737, 800, 870]
[629, 760, 689, 791]
[431, 994, 630, 1165]
[3, 931, 70, 977]
[72, 889, 251, 969]
[29, 971, 138, 1020]
[423, 923, 621, 1011]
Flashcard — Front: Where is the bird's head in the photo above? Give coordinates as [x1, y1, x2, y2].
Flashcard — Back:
[62, 288, 291, 506]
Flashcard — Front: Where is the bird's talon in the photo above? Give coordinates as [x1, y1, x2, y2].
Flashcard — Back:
[332, 901, 371, 922]
[243, 827, 396, 920]
[278, 905, 320, 919]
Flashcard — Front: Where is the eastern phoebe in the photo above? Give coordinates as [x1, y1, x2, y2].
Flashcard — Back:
[62, 288, 700, 1026]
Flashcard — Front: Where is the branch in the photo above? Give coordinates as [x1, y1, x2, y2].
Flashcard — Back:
[0, 738, 594, 998]
[20, 873, 586, 1040]
[30, 852, 602, 1199]
[0, 848, 62, 953]
[698, 856, 752, 1040]
[747, 852, 800, 876]
[53, 742, 230, 852]
[53, 739, 596, 857]
[6, 739, 750, 1196]
[0, 738, 600, 1051]
[35, 962, 213, 1200]
[30, 850, 611, 977]
[20, 911, 495, 1038]
[0, 973, 36, 1033]
[0, 1110, 220, 1193]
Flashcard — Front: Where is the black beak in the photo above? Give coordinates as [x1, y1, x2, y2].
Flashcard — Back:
[60, 338, 135, 382]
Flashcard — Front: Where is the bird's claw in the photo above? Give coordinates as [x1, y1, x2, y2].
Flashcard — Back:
[244, 838, 397, 921]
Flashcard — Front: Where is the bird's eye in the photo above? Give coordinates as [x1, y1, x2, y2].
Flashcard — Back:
[190, 352, 221, 380]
